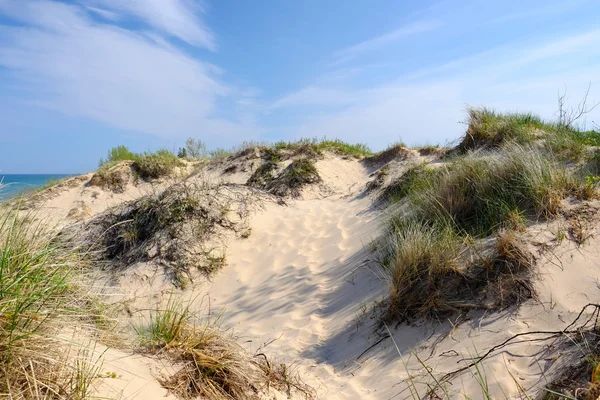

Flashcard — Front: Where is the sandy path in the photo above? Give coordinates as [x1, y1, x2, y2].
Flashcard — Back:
[204, 195, 384, 399]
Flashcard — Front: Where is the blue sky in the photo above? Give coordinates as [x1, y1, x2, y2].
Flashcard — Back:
[1, 0, 600, 173]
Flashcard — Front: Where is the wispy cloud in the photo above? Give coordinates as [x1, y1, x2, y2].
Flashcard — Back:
[84, 0, 215, 50]
[0, 0, 257, 144]
[332, 20, 440, 65]
[269, 87, 358, 110]
[272, 28, 600, 148]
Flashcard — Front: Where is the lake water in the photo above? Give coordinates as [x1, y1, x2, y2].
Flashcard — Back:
[0, 174, 73, 202]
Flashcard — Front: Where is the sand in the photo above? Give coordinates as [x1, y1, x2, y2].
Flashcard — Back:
[22, 151, 600, 399]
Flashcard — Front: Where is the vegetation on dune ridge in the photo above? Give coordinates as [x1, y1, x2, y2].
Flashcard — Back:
[379, 104, 600, 398]
[382, 105, 600, 322]
[96, 146, 184, 182]
[458, 106, 600, 161]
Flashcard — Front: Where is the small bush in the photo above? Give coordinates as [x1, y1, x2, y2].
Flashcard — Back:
[99, 145, 136, 167]
[185, 137, 208, 159]
[132, 149, 184, 180]
[246, 161, 277, 188]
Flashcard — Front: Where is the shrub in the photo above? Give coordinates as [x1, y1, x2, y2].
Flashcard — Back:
[246, 161, 277, 188]
[132, 149, 184, 180]
[99, 145, 136, 167]
[185, 137, 207, 159]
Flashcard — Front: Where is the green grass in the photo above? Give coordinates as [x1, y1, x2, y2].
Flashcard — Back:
[378, 163, 435, 204]
[384, 143, 583, 320]
[458, 108, 540, 152]
[461, 107, 600, 162]
[98, 146, 184, 180]
[273, 137, 372, 158]
[0, 207, 100, 398]
[407, 144, 581, 236]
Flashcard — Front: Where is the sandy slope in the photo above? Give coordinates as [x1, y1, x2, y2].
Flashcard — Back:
[21, 151, 600, 399]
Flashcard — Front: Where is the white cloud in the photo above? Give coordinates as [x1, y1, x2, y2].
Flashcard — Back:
[84, 0, 215, 50]
[0, 0, 258, 143]
[269, 87, 358, 110]
[272, 29, 600, 149]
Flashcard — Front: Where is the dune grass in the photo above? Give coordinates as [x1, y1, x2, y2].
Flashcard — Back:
[273, 137, 372, 158]
[136, 296, 313, 399]
[384, 142, 586, 321]
[405, 144, 581, 236]
[460, 107, 600, 162]
[0, 208, 100, 399]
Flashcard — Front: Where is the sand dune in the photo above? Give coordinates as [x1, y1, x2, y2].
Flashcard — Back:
[16, 142, 600, 399]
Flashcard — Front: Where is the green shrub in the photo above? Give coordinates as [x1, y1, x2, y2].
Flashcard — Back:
[132, 149, 183, 180]
[99, 145, 136, 167]
[185, 137, 207, 159]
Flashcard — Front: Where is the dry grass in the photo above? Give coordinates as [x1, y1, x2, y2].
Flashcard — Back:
[136, 297, 314, 399]
[265, 158, 321, 197]
[71, 180, 256, 286]
[88, 161, 132, 193]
